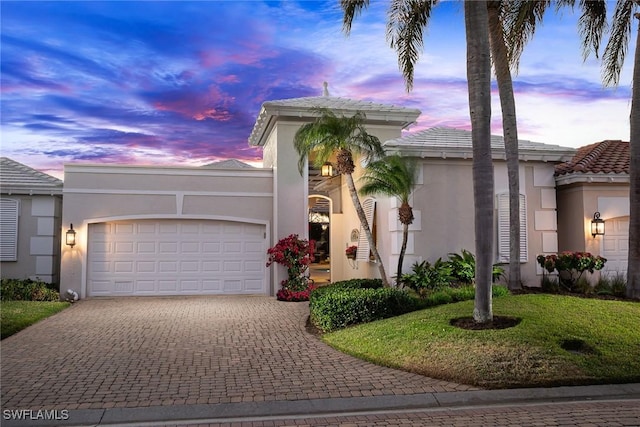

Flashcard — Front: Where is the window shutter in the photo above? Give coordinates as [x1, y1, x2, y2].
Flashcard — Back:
[0, 199, 19, 261]
[497, 193, 527, 263]
[356, 198, 376, 261]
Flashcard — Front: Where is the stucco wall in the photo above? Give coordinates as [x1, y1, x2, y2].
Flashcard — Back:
[61, 164, 273, 296]
[557, 183, 629, 252]
[0, 195, 62, 284]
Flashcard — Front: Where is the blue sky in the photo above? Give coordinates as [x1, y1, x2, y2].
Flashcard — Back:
[1, 1, 634, 178]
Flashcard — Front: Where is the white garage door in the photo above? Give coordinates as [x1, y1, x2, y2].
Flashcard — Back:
[87, 219, 267, 296]
[601, 216, 629, 278]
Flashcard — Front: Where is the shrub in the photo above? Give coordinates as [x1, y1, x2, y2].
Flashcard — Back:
[594, 273, 627, 298]
[266, 234, 315, 300]
[536, 252, 607, 292]
[415, 285, 509, 309]
[1, 278, 60, 301]
[447, 250, 506, 285]
[401, 259, 452, 297]
[310, 281, 415, 332]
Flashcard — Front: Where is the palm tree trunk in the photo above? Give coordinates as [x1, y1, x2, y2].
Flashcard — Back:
[627, 13, 640, 299]
[488, 1, 522, 290]
[345, 172, 390, 287]
[398, 222, 409, 286]
[465, 0, 494, 322]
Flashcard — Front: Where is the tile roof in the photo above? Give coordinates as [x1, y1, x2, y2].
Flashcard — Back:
[0, 157, 63, 195]
[202, 159, 255, 169]
[248, 95, 421, 147]
[384, 127, 576, 162]
[555, 140, 629, 176]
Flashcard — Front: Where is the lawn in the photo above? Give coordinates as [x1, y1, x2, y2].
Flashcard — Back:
[322, 294, 640, 388]
[1, 300, 70, 339]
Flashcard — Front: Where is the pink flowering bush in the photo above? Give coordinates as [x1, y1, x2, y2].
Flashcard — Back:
[536, 251, 607, 292]
[266, 234, 315, 301]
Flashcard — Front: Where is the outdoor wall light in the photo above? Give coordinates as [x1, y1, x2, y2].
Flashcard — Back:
[321, 162, 333, 177]
[591, 212, 605, 238]
[66, 224, 76, 247]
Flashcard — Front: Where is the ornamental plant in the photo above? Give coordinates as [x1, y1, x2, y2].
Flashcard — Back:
[345, 245, 357, 259]
[266, 234, 315, 300]
[536, 251, 607, 292]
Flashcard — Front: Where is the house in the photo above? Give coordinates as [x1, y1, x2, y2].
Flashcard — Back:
[0, 157, 63, 284]
[555, 140, 630, 279]
[54, 93, 630, 297]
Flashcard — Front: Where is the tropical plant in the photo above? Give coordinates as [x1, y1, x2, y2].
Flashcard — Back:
[294, 108, 390, 287]
[266, 234, 315, 300]
[447, 249, 505, 284]
[400, 259, 453, 298]
[359, 154, 419, 284]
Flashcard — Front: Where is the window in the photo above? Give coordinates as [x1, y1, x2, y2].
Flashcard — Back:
[497, 193, 527, 262]
[0, 199, 19, 261]
[356, 198, 376, 262]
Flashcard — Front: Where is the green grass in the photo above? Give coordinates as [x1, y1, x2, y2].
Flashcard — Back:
[1, 300, 70, 339]
[322, 294, 640, 388]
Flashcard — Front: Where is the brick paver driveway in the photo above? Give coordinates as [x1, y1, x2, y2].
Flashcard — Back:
[1, 296, 475, 410]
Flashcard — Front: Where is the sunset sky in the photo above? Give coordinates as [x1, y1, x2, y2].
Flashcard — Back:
[1, 1, 634, 179]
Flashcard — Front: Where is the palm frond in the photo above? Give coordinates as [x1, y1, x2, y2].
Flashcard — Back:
[386, 0, 436, 91]
[293, 109, 384, 175]
[502, 0, 551, 72]
[578, 0, 608, 60]
[341, 0, 369, 35]
[602, 0, 634, 87]
[359, 154, 418, 204]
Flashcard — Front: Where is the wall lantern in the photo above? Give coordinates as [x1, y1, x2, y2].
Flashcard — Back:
[321, 162, 333, 177]
[591, 212, 605, 238]
[66, 224, 76, 247]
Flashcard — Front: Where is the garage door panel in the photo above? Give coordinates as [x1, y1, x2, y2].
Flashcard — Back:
[88, 219, 267, 296]
[602, 217, 629, 277]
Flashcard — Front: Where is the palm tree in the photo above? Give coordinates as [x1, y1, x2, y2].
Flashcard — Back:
[600, 1, 639, 299]
[488, 0, 522, 290]
[343, 0, 495, 322]
[358, 154, 419, 284]
[505, 0, 638, 298]
[465, 0, 495, 322]
[294, 108, 391, 287]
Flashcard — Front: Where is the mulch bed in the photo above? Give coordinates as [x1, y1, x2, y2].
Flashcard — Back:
[449, 315, 521, 330]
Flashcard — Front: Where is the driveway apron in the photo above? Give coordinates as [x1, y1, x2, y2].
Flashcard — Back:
[1, 296, 476, 410]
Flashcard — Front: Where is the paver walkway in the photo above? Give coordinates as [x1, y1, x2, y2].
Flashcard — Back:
[1, 296, 475, 411]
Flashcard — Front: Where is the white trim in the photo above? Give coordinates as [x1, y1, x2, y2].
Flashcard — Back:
[555, 173, 629, 186]
[63, 188, 273, 198]
[64, 164, 273, 178]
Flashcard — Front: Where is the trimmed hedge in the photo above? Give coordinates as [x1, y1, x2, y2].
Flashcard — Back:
[414, 285, 509, 309]
[1, 278, 60, 301]
[310, 280, 414, 332]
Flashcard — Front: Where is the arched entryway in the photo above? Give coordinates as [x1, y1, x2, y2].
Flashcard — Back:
[308, 195, 331, 285]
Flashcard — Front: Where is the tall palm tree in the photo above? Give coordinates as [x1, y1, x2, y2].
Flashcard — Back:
[358, 154, 419, 284]
[600, 1, 639, 299]
[465, 0, 494, 323]
[505, 0, 638, 298]
[294, 108, 391, 288]
[343, 0, 495, 321]
[488, 0, 522, 290]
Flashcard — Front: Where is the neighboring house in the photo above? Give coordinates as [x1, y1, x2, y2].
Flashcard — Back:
[0, 157, 63, 284]
[555, 140, 630, 279]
